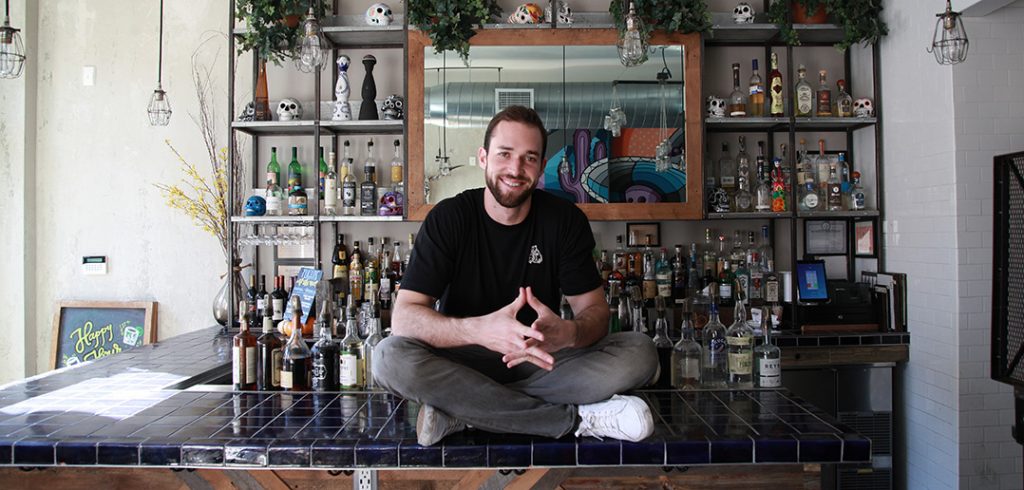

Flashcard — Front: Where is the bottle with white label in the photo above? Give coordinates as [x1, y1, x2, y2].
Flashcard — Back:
[324, 150, 338, 215]
[233, 300, 257, 390]
[339, 295, 364, 389]
[281, 296, 312, 391]
[726, 301, 754, 388]
[671, 314, 702, 389]
[341, 142, 357, 216]
[755, 306, 782, 388]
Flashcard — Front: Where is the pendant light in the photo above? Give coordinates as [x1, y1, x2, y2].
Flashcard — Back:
[0, 0, 25, 79]
[147, 0, 171, 126]
[296, 1, 328, 73]
[617, 1, 647, 67]
[927, 0, 969, 65]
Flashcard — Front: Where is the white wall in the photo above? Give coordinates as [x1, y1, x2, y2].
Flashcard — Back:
[953, 2, 1024, 488]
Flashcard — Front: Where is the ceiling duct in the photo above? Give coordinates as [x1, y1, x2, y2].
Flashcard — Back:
[425, 82, 683, 131]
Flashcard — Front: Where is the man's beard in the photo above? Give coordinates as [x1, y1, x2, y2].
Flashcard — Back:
[485, 170, 534, 208]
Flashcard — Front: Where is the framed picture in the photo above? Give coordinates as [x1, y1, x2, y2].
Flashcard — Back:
[854, 219, 876, 257]
[804, 220, 848, 255]
[51, 301, 158, 369]
[626, 222, 661, 247]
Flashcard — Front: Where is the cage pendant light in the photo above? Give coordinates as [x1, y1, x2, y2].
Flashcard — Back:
[147, 0, 172, 126]
[928, 0, 969, 65]
[0, 0, 26, 79]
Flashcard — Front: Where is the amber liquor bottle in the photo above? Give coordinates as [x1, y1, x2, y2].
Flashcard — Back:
[233, 301, 257, 390]
[256, 308, 282, 391]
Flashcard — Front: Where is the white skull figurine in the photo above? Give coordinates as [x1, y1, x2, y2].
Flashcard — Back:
[508, 3, 544, 24]
[706, 96, 726, 118]
[853, 98, 874, 118]
[365, 3, 393, 26]
[545, 0, 573, 24]
[732, 2, 755, 24]
[277, 98, 303, 121]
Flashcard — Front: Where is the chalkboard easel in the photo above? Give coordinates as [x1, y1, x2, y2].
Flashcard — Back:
[51, 301, 158, 370]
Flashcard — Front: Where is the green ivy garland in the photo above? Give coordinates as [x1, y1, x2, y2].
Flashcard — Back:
[767, 0, 888, 51]
[609, 0, 714, 39]
[408, 0, 502, 63]
[235, 0, 326, 64]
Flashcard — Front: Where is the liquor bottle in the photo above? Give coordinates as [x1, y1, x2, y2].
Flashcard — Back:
[266, 146, 281, 188]
[736, 136, 752, 192]
[796, 137, 813, 185]
[318, 147, 329, 201]
[837, 152, 852, 198]
[389, 239, 404, 290]
[671, 245, 686, 302]
[287, 147, 302, 189]
[641, 242, 657, 301]
[360, 140, 378, 216]
[826, 163, 842, 211]
[718, 259, 735, 308]
[748, 58, 765, 117]
[799, 179, 821, 211]
[339, 296, 364, 389]
[734, 256, 751, 305]
[718, 142, 736, 194]
[340, 140, 352, 183]
[755, 141, 772, 212]
[671, 314, 702, 389]
[233, 301, 257, 390]
[702, 303, 728, 388]
[281, 296, 313, 391]
[656, 248, 672, 300]
[835, 79, 853, 117]
[271, 275, 287, 321]
[598, 250, 613, 286]
[364, 237, 380, 302]
[404, 233, 415, 272]
[288, 181, 308, 216]
[794, 65, 813, 117]
[608, 286, 622, 334]
[349, 240, 364, 303]
[726, 301, 754, 388]
[749, 238, 764, 303]
[311, 301, 339, 391]
[324, 150, 338, 215]
[849, 171, 866, 210]
[815, 139, 830, 190]
[768, 52, 784, 117]
[256, 308, 283, 391]
[341, 147, 357, 216]
[728, 63, 748, 117]
[363, 315, 384, 388]
[651, 296, 673, 387]
[771, 152, 788, 212]
[246, 275, 259, 306]
[755, 307, 782, 388]
[730, 231, 745, 266]
[687, 244, 701, 299]
[758, 225, 775, 272]
[390, 139, 404, 193]
[815, 69, 832, 117]
[256, 275, 269, 317]
[266, 180, 284, 216]
[734, 170, 753, 212]
[332, 234, 349, 303]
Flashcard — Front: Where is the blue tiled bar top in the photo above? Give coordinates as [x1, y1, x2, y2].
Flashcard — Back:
[0, 327, 873, 469]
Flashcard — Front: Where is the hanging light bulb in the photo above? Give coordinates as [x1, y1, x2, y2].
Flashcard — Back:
[147, 0, 171, 126]
[928, 0, 969, 65]
[0, 0, 26, 79]
[296, 3, 328, 73]
[617, 2, 648, 67]
[655, 71, 670, 172]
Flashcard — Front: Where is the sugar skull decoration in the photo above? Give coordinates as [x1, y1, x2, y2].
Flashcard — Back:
[508, 3, 544, 24]
[381, 94, 404, 120]
[277, 98, 303, 121]
[378, 191, 404, 216]
[333, 55, 352, 121]
[545, 0, 573, 24]
[706, 95, 726, 118]
[853, 97, 874, 118]
[244, 196, 267, 216]
[365, 3, 393, 26]
[732, 2, 755, 24]
[237, 101, 255, 122]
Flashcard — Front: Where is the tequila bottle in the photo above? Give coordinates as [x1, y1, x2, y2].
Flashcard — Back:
[835, 79, 853, 117]
[755, 141, 771, 212]
[728, 63, 748, 116]
[815, 69, 832, 117]
[748, 58, 765, 117]
[736, 136, 752, 193]
[849, 171, 866, 210]
[826, 163, 843, 211]
[794, 65, 813, 117]
[718, 142, 736, 193]
[702, 303, 728, 388]
[768, 52, 784, 117]
[360, 140, 378, 216]
[671, 314, 702, 389]
[726, 301, 754, 388]
[799, 178, 821, 211]
[755, 307, 782, 388]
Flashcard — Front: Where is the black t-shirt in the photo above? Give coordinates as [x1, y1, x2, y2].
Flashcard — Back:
[402, 188, 602, 325]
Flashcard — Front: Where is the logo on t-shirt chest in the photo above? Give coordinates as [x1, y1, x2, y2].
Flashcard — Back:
[528, 245, 543, 265]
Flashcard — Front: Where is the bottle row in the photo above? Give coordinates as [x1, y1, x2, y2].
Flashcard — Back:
[706, 136, 867, 214]
[707, 54, 874, 119]
[249, 139, 404, 218]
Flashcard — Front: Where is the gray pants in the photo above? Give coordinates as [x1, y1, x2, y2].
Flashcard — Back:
[372, 331, 658, 438]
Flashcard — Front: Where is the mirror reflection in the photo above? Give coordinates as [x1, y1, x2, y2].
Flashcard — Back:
[423, 45, 685, 205]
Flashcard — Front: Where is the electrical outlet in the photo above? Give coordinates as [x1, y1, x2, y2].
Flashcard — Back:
[82, 66, 96, 86]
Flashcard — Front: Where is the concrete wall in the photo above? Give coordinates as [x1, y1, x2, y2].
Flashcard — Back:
[953, 2, 1024, 488]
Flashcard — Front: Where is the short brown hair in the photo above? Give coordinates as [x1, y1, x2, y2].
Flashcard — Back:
[483, 105, 548, 157]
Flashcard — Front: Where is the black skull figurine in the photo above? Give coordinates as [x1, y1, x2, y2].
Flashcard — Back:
[359, 55, 379, 120]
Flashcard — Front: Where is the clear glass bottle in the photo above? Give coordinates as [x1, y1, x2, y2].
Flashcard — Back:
[758, 225, 774, 272]
[728, 63, 748, 117]
[826, 163, 843, 211]
[815, 69, 832, 117]
[835, 79, 853, 117]
[652, 297, 673, 348]
[702, 303, 728, 388]
[360, 140, 378, 216]
[339, 140, 352, 183]
[266, 181, 284, 216]
[311, 301, 339, 391]
[339, 295, 364, 389]
[671, 314, 702, 389]
[324, 150, 338, 215]
[736, 136, 752, 192]
[718, 142, 736, 193]
[726, 301, 754, 388]
[748, 58, 764, 117]
[390, 139, 404, 193]
[341, 146, 357, 216]
[755, 307, 782, 388]
[794, 65, 813, 117]
[281, 296, 312, 391]
[755, 140, 772, 212]
[799, 178, 821, 212]
[363, 315, 384, 389]
[768, 52, 784, 117]
[849, 171, 866, 210]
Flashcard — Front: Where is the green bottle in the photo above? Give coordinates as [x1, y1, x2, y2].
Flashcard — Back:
[288, 147, 302, 189]
[266, 147, 281, 187]
[318, 146, 329, 200]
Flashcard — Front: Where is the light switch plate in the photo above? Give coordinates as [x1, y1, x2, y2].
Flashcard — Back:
[82, 66, 95, 86]
[82, 256, 107, 275]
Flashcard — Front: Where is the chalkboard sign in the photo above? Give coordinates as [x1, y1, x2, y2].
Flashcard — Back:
[51, 301, 158, 369]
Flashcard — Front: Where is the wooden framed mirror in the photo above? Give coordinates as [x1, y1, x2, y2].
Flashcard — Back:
[407, 29, 703, 221]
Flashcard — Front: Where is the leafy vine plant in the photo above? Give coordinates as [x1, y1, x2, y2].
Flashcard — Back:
[767, 0, 888, 51]
[610, 0, 713, 39]
[409, 0, 502, 63]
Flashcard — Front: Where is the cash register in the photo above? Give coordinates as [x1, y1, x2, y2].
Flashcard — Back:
[796, 260, 881, 333]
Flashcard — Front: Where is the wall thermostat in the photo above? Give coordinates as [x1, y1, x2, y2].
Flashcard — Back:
[82, 256, 107, 275]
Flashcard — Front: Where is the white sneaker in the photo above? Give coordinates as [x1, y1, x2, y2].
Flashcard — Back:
[416, 404, 467, 446]
[575, 395, 654, 442]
